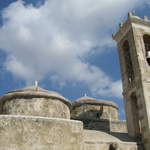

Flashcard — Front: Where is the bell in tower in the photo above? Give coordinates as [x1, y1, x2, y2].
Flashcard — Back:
[113, 12, 150, 150]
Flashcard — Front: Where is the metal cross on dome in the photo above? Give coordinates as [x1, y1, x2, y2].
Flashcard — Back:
[35, 80, 38, 88]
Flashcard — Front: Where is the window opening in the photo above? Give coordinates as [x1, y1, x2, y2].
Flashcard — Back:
[131, 93, 141, 140]
[123, 41, 134, 83]
[143, 35, 150, 65]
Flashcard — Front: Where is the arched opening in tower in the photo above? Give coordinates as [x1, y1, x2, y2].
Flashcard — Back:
[122, 40, 134, 83]
[130, 93, 142, 141]
[143, 34, 150, 65]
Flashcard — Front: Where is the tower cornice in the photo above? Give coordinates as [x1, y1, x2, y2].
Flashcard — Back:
[113, 12, 150, 42]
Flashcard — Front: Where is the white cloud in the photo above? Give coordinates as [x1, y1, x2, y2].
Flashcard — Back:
[0, 0, 144, 98]
[145, 0, 150, 5]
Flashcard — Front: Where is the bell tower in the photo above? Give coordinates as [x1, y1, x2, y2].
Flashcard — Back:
[113, 12, 150, 150]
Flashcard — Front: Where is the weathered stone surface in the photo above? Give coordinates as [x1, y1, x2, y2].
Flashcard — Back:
[0, 115, 83, 150]
[113, 13, 150, 150]
[110, 120, 127, 133]
[2, 98, 70, 119]
[72, 104, 118, 121]
[83, 130, 140, 150]
[84, 142, 139, 150]
[0, 85, 71, 119]
[1, 14, 149, 149]
[72, 119, 127, 133]
[71, 96, 118, 121]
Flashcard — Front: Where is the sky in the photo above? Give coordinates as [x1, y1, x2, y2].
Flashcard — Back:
[0, 0, 150, 120]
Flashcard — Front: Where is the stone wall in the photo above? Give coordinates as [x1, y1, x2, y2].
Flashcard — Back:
[75, 119, 127, 133]
[0, 115, 83, 150]
[110, 120, 127, 133]
[0, 115, 140, 150]
[71, 104, 118, 121]
[1, 98, 70, 119]
[84, 142, 139, 150]
[83, 130, 141, 150]
[113, 14, 150, 150]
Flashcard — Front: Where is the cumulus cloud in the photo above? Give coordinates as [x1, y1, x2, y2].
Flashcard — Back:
[0, 0, 144, 98]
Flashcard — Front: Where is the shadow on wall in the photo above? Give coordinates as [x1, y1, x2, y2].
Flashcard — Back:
[71, 108, 110, 131]
[82, 118, 110, 131]
[74, 108, 104, 120]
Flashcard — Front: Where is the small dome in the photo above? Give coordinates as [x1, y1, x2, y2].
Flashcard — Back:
[8, 85, 65, 99]
[73, 96, 118, 109]
[71, 96, 119, 122]
[76, 96, 97, 101]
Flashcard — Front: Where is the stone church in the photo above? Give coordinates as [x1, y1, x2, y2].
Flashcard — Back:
[0, 13, 149, 150]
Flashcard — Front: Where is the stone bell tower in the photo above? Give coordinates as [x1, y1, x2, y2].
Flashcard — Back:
[113, 12, 150, 150]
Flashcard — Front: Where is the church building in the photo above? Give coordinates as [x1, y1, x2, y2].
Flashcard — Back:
[0, 13, 149, 150]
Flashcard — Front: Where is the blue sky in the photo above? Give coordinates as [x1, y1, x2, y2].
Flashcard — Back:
[0, 0, 150, 120]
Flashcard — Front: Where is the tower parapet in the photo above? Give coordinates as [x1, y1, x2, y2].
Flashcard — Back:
[113, 12, 150, 42]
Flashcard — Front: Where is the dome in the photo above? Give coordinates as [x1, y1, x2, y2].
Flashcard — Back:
[0, 85, 71, 119]
[2, 85, 71, 107]
[73, 96, 118, 109]
[71, 96, 119, 121]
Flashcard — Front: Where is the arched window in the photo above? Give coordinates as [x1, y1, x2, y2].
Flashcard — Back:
[143, 34, 150, 65]
[123, 41, 134, 83]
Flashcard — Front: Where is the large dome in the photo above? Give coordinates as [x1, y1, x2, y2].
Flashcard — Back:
[0, 85, 71, 119]
[6, 85, 70, 104]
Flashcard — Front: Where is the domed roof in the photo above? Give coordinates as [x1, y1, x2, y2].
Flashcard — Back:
[0, 85, 71, 107]
[76, 96, 97, 102]
[8, 85, 65, 99]
[73, 96, 118, 109]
